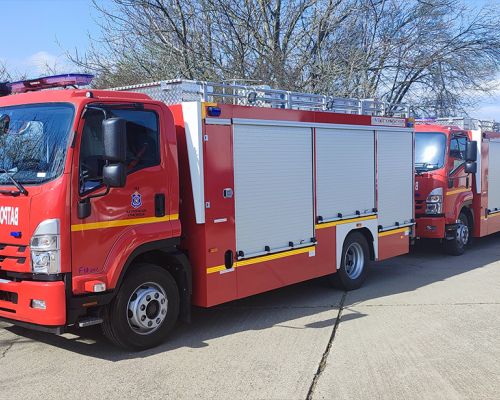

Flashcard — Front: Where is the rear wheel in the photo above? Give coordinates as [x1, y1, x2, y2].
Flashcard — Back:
[332, 231, 370, 290]
[102, 263, 179, 350]
[444, 211, 470, 256]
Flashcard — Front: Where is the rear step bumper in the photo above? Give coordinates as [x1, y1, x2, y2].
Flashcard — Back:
[0, 279, 66, 326]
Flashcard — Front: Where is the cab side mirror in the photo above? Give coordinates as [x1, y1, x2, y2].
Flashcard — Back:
[466, 140, 477, 162]
[103, 117, 126, 162]
[465, 161, 477, 174]
[103, 163, 126, 187]
[102, 118, 127, 188]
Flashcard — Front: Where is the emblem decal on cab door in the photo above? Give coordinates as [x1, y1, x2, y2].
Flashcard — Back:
[131, 191, 142, 209]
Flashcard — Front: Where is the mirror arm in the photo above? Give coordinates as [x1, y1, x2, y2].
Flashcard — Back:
[83, 105, 110, 120]
[84, 184, 110, 200]
[77, 185, 110, 219]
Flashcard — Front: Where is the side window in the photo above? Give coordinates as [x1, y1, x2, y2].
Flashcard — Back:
[112, 109, 160, 171]
[449, 136, 467, 172]
[79, 108, 160, 193]
[80, 110, 105, 192]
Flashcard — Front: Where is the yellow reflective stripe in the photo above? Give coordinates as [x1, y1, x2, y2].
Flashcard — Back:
[315, 215, 377, 230]
[378, 227, 410, 237]
[482, 211, 500, 220]
[206, 265, 227, 274]
[206, 245, 315, 275]
[446, 188, 470, 196]
[71, 214, 179, 232]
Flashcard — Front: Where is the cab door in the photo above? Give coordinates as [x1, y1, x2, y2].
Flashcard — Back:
[70, 104, 173, 294]
[446, 134, 471, 215]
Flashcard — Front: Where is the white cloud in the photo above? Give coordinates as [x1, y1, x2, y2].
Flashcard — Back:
[473, 102, 500, 121]
[471, 77, 500, 121]
[1, 51, 71, 79]
[28, 51, 60, 73]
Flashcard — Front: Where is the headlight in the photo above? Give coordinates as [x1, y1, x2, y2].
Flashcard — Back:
[426, 187, 443, 215]
[30, 219, 60, 275]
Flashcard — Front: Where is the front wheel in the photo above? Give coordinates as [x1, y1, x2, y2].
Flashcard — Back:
[333, 231, 370, 290]
[102, 263, 179, 350]
[444, 212, 470, 256]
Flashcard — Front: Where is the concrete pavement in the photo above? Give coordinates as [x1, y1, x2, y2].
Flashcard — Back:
[1, 234, 500, 399]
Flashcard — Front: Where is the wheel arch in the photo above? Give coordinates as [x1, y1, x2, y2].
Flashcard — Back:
[335, 219, 378, 269]
[114, 239, 192, 322]
[355, 227, 375, 261]
[460, 204, 474, 229]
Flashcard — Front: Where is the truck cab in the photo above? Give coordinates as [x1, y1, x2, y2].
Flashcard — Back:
[414, 121, 477, 254]
[0, 75, 190, 349]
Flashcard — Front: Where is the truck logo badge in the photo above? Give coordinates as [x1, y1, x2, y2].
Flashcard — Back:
[131, 191, 142, 209]
[0, 206, 19, 226]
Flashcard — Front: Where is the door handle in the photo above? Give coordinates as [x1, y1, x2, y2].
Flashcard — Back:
[155, 193, 165, 217]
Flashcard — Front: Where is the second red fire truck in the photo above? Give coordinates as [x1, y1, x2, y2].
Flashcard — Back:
[0, 75, 415, 349]
[415, 118, 500, 255]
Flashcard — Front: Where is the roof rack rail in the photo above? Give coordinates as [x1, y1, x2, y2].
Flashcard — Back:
[110, 79, 410, 117]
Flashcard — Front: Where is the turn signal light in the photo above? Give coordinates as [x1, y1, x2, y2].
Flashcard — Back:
[31, 299, 46, 310]
[84, 280, 107, 293]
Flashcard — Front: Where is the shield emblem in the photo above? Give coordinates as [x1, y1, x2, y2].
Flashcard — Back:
[131, 191, 142, 209]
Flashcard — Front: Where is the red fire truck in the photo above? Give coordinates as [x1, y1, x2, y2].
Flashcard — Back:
[415, 117, 500, 254]
[0, 74, 415, 349]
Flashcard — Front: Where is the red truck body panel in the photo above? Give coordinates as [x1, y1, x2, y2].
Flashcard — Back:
[0, 87, 413, 327]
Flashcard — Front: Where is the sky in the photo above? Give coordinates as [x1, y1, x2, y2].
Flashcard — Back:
[0, 0, 107, 76]
[0, 0, 499, 120]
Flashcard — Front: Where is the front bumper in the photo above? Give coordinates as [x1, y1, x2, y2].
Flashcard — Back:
[415, 216, 446, 239]
[0, 279, 66, 326]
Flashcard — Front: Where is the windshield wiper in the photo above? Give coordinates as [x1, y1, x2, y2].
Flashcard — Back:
[0, 168, 28, 196]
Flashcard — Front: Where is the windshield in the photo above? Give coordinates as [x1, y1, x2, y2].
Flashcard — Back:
[0, 103, 74, 185]
[415, 132, 446, 172]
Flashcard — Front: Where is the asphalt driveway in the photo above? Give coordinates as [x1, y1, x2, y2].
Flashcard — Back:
[1, 235, 499, 399]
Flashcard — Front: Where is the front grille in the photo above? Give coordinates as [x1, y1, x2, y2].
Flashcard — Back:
[0, 290, 18, 304]
[0, 243, 29, 272]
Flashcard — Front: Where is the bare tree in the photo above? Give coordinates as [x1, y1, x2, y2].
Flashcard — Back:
[0, 62, 13, 83]
[69, 0, 500, 116]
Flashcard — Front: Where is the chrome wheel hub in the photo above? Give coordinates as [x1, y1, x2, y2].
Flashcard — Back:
[457, 223, 469, 246]
[344, 242, 364, 280]
[127, 282, 168, 335]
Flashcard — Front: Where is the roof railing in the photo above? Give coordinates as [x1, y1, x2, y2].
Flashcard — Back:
[110, 79, 410, 117]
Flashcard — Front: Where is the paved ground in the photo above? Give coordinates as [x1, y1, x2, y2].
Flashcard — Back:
[1, 235, 500, 400]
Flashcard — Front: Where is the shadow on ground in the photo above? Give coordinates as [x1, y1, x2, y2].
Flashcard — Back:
[5, 232, 500, 361]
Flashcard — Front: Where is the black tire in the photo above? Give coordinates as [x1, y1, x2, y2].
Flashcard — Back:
[444, 211, 470, 256]
[332, 231, 370, 291]
[102, 263, 179, 350]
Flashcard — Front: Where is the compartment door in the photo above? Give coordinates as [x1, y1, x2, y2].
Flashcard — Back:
[316, 128, 375, 220]
[488, 140, 500, 211]
[377, 130, 414, 229]
[233, 124, 314, 258]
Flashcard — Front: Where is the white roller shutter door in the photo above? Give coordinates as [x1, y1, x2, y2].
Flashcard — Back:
[488, 141, 500, 211]
[377, 130, 414, 229]
[233, 124, 314, 257]
[316, 128, 375, 220]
